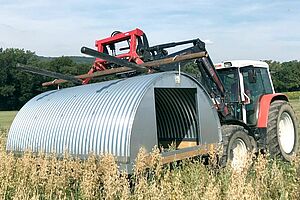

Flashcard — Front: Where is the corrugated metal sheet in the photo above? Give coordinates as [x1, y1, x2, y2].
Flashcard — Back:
[7, 73, 163, 161]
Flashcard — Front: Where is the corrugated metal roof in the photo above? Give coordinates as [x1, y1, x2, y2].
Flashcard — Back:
[7, 73, 164, 161]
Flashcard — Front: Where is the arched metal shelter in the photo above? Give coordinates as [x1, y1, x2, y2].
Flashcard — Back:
[7, 72, 221, 172]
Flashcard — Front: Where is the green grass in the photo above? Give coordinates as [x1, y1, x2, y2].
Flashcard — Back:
[286, 94, 300, 123]
[290, 99, 300, 121]
[0, 111, 18, 129]
[285, 91, 300, 100]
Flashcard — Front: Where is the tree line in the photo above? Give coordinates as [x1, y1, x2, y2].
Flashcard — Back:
[0, 48, 299, 110]
[0, 48, 91, 110]
[265, 60, 300, 92]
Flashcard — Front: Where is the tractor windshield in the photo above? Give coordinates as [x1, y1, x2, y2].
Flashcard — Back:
[240, 66, 273, 124]
[240, 67, 273, 96]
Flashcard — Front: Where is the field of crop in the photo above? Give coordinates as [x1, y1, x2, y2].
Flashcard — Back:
[0, 100, 299, 199]
[1, 129, 300, 199]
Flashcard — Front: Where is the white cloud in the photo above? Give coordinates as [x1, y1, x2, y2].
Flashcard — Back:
[0, 0, 299, 62]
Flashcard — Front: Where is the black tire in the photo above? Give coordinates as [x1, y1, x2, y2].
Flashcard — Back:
[266, 100, 299, 161]
[220, 125, 254, 169]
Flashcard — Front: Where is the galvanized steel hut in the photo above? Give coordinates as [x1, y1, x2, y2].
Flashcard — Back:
[7, 72, 221, 172]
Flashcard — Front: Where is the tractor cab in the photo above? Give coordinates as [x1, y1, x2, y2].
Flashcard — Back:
[215, 60, 274, 125]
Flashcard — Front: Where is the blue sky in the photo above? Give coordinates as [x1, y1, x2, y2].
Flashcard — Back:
[0, 0, 299, 62]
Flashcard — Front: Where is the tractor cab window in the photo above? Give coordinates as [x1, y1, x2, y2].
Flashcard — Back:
[241, 67, 273, 124]
[217, 68, 240, 102]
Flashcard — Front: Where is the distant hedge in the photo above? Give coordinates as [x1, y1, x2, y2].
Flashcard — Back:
[0, 48, 299, 110]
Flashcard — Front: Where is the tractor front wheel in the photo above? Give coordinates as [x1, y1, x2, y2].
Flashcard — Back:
[220, 125, 254, 171]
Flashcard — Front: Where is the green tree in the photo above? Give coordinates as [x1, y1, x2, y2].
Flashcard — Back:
[0, 48, 64, 110]
[267, 60, 300, 92]
[0, 49, 93, 110]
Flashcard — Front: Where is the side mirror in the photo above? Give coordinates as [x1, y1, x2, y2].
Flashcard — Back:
[248, 69, 257, 83]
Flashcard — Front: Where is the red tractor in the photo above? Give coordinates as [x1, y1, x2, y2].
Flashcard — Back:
[215, 60, 298, 161]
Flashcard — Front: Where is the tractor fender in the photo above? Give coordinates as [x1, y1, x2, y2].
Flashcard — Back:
[257, 93, 288, 128]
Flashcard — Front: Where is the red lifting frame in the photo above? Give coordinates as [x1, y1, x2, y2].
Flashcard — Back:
[95, 28, 145, 64]
[83, 28, 145, 84]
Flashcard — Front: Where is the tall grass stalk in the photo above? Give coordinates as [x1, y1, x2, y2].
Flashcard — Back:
[0, 129, 299, 199]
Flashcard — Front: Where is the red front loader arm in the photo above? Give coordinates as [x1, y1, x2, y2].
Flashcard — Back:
[83, 29, 146, 84]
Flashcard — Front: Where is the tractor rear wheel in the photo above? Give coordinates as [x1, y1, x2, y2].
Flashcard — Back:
[220, 125, 254, 170]
[266, 100, 299, 161]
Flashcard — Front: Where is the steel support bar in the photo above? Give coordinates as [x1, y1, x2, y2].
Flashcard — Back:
[42, 67, 131, 86]
[42, 48, 207, 86]
[81, 47, 148, 72]
[142, 51, 207, 67]
[82, 46, 207, 69]
[17, 64, 82, 84]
